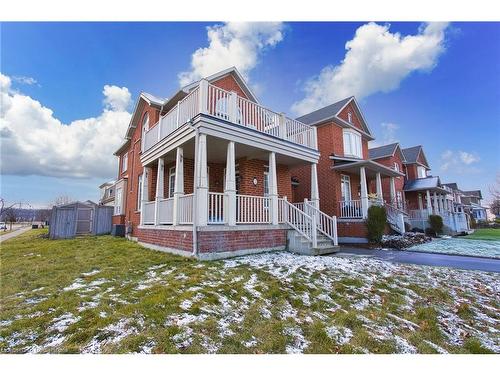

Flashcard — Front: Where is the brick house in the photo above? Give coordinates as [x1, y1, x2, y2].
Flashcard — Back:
[290, 97, 406, 243]
[112, 67, 338, 259]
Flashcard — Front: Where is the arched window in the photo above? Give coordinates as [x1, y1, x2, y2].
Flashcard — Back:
[141, 112, 150, 151]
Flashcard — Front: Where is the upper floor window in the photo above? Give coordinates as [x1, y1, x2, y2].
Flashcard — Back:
[343, 129, 362, 158]
[347, 112, 353, 123]
[122, 153, 128, 173]
[393, 162, 399, 172]
[417, 166, 427, 178]
[141, 112, 150, 151]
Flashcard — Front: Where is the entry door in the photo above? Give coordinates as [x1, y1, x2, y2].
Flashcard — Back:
[76, 207, 93, 234]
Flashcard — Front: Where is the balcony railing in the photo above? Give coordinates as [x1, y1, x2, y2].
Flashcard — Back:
[143, 81, 317, 153]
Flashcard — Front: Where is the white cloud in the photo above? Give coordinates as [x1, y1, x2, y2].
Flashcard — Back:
[0, 72, 131, 179]
[292, 22, 449, 115]
[12, 75, 39, 86]
[370, 122, 399, 147]
[440, 149, 481, 174]
[178, 22, 284, 87]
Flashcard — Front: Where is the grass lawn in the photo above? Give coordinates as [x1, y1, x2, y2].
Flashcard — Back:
[466, 228, 500, 241]
[1, 229, 499, 354]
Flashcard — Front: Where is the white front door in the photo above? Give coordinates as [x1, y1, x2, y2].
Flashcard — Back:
[341, 175, 351, 202]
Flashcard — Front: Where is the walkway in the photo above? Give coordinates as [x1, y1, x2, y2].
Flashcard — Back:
[334, 247, 500, 273]
[0, 226, 31, 243]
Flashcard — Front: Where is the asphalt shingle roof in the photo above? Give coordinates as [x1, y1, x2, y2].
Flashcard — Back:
[295, 97, 353, 125]
[403, 176, 440, 191]
[442, 183, 458, 190]
[401, 146, 422, 164]
[368, 143, 399, 159]
[462, 190, 483, 199]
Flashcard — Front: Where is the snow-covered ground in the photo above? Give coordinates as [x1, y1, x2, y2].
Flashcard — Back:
[1, 252, 499, 354]
[409, 238, 500, 259]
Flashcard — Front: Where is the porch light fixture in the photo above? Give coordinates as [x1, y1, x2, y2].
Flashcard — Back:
[252, 177, 258, 186]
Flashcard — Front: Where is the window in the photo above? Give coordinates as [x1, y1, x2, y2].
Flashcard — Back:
[343, 129, 362, 158]
[393, 162, 399, 172]
[137, 174, 143, 211]
[141, 113, 150, 151]
[347, 112, 353, 123]
[114, 187, 122, 215]
[122, 153, 128, 173]
[168, 167, 176, 198]
[417, 166, 427, 178]
[263, 166, 270, 209]
[341, 175, 351, 201]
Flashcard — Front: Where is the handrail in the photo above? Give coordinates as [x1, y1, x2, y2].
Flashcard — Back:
[304, 200, 338, 246]
[282, 199, 317, 248]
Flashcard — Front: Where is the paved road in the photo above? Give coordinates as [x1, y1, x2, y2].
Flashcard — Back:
[334, 247, 500, 273]
[0, 226, 31, 243]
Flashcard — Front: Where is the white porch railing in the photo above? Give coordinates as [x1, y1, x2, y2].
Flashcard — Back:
[142, 81, 317, 153]
[339, 200, 363, 218]
[236, 194, 270, 224]
[208, 192, 225, 224]
[292, 202, 305, 211]
[142, 201, 156, 224]
[178, 194, 194, 224]
[408, 209, 429, 220]
[303, 201, 338, 245]
[158, 197, 174, 224]
[281, 199, 317, 248]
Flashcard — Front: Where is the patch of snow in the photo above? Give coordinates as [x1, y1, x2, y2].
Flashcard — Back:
[423, 340, 449, 354]
[179, 300, 193, 311]
[24, 296, 48, 305]
[139, 340, 156, 354]
[63, 278, 86, 291]
[243, 336, 258, 348]
[172, 327, 193, 349]
[83, 317, 144, 353]
[394, 335, 417, 353]
[283, 326, 309, 354]
[243, 274, 261, 298]
[325, 326, 353, 345]
[50, 313, 81, 333]
[82, 269, 100, 277]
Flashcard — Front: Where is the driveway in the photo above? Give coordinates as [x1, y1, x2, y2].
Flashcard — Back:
[334, 247, 500, 273]
[0, 226, 31, 243]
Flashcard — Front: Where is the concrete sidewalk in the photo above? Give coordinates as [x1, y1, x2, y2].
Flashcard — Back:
[0, 226, 31, 243]
[333, 247, 500, 273]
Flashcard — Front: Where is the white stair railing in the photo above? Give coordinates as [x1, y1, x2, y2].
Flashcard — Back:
[384, 202, 406, 234]
[281, 199, 317, 248]
[304, 200, 338, 246]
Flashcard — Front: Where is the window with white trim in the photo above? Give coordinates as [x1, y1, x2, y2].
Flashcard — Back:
[263, 165, 270, 209]
[341, 175, 351, 201]
[343, 129, 362, 158]
[122, 153, 128, 173]
[347, 112, 353, 123]
[141, 113, 150, 151]
[114, 187, 122, 215]
[417, 166, 427, 178]
[393, 162, 399, 172]
[137, 174, 143, 211]
[168, 167, 176, 198]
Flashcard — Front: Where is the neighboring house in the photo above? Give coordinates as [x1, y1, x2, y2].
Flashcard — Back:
[461, 190, 488, 222]
[98, 180, 116, 206]
[112, 67, 337, 259]
[290, 97, 405, 243]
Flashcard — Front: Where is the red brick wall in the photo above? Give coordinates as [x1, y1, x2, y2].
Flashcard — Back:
[136, 228, 193, 252]
[112, 215, 125, 225]
[337, 102, 364, 132]
[197, 229, 286, 253]
[369, 150, 406, 204]
[337, 221, 368, 238]
[212, 75, 250, 100]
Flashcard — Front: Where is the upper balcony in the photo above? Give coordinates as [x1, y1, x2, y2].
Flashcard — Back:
[143, 80, 318, 153]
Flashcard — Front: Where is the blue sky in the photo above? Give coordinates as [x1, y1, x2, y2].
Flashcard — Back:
[1, 22, 499, 207]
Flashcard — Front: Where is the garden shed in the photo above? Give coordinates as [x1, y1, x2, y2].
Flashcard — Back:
[49, 201, 113, 239]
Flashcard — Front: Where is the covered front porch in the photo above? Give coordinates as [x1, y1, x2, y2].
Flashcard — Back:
[331, 158, 405, 219]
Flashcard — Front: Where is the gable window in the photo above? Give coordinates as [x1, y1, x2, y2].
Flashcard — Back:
[417, 166, 427, 178]
[122, 153, 128, 173]
[168, 167, 176, 198]
[343, 129, 362, 158]
[393, 162, 399, 172]
[347, 112, 353, 123]
[141, 112, 150, 151]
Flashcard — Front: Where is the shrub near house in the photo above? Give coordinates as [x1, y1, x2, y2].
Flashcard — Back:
[366, 205, 387, 243]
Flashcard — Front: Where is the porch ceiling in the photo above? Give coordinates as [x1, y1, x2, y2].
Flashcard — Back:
[331, 158, 404, 178]
[156, 135, 312, 167]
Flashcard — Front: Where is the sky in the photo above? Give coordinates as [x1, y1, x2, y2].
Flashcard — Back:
[1, 22, 499, 207]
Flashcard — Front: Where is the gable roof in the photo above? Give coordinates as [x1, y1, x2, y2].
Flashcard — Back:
[295, 96, 374, 140]
[368, 143, 400, 160]
[403, 176, 443, 192]
[182, 66, 258, 103]
[462, 190, 483, 199]
[401, 145, 430, 168]
[442, 182, 458, 191]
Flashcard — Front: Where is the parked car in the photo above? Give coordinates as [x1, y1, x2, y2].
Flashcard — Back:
[0, 222, 7, 230]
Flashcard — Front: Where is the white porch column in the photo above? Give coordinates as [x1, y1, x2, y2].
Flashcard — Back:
[140, 166, 150, 225]
[360, 166, 369, 218]
[279, 113, 287, 140]
[172, 147, 184, 225]
[269, 152, 279, 225]
[389, 177, 396, 205]
[195, 133, 208, 226]
[311, 163, 319, 208]
[433, 192, 439, 214]
[225, 141, 237, 226]
[375, 172, 383, 201]
[426, 190, 432, 215]
[438, 194, 443, 213]
[154, 158, 165, 225]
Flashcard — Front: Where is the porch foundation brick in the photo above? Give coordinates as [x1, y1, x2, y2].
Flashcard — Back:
[337, 221, 368, 238]
[197, 228, 287, 253]
[136, 228, 193, 252]
[112, 215, 125, 225]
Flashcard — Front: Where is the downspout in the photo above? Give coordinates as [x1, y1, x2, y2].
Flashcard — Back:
[192, 128, 199, 257]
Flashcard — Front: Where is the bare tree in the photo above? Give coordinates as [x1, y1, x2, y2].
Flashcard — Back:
[4, 207, 17, 231]
[489, 173, 500, 217]
[0, 198, 20, 217]
[51, 195, 73, 207]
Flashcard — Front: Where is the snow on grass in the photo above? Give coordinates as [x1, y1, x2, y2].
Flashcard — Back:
[283, 326, 309, 354]
[24, 296, 48, 305]
[325, 326, 353, 345]
[82, 269, 100, 277]
[83, 317, 144, 354]
[50, 313, 81, 333]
